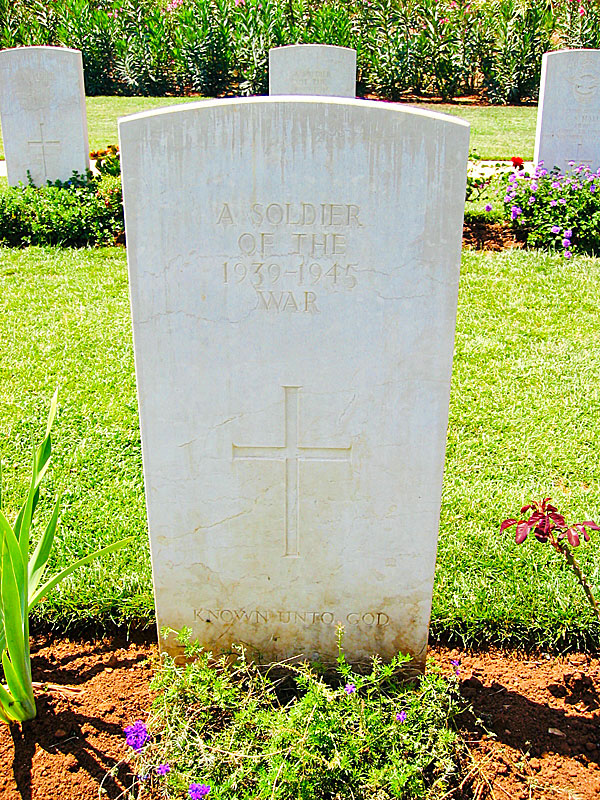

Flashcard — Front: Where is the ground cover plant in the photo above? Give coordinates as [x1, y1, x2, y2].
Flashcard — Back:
[122, 629, 464, 800]
[0, 246, 599, 651]
[3, 0, 600, 102]
[496, 162, 600, 256]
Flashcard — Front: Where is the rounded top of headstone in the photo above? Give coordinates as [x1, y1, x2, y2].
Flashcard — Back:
[0, 45, 83, 59]
[121, 94, 467, 122]
[270, 44, 356, 54]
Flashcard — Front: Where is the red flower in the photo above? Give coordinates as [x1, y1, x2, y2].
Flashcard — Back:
[511, 156, 524, 169]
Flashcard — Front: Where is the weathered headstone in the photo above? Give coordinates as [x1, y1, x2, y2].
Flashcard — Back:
[0, 46, 89, 186]
[119, 97, 469, 669]
[534, 49, 600, 173]
[269, 45, 356, 97]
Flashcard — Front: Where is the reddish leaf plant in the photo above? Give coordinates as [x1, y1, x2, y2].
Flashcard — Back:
[501, 498, 600, 620]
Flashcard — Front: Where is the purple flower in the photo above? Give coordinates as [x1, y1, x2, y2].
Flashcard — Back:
[395, 710, 407, 722]
[591, 184, 596, 193]
[484, 204, 492, 212]
[344, 683, 356, 695]
[551, 225, 560, 234]
[450, 658, 461, 675]
[565, 250, 573, 259]
[559, 198, 566, 205]
[508, 173, 517, 183]
[551, 181, 560, 189]
[564, 229, 572, 239]
[562, 238, 571, 248]
[510, 206, 522, 220]
[189, 784, 211, 799]
[528, 196, 535, 205]
[157, 764, 171, 776]
[530, 182, 538, 191]
[125, 721, 149, 753]
[550, 199, 557, 207]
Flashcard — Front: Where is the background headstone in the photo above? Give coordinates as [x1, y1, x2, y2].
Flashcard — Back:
[269, 45, 356, 97]
[0, 46, 89, 186]
[119, 97, 469, 669]
[534, 48, 600, 173]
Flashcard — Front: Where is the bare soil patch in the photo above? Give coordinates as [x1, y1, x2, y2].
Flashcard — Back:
[1, 636, 599, 800]
[462, 218, 523, 251]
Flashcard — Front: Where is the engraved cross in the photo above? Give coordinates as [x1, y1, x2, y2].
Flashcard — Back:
[233, 386, 352, 558]
[28, 123, 61, 182]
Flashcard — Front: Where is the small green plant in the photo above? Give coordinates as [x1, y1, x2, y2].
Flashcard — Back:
[122, 627, 465, 799]
[0, 392, 133, 722]
[501, 497, 600, 620]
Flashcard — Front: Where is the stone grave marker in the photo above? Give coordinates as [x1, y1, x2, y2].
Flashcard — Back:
[534, 49, 600, 173]
[119, 97, 469, 669]
[269, 45, 356, 97]
[0, 46, 89, 186]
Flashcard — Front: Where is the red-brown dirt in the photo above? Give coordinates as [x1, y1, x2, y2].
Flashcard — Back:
[1, 635, 599, 800]
[462, 218, 523, 251]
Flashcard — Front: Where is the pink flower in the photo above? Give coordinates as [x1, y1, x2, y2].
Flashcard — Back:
[578, 5, 585, 14]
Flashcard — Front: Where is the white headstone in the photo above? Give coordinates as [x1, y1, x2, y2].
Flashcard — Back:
[269, 45, 356, 97]
[0, 46, 89, 186]
[535, 49, 600, 173]
[119, 97, 469, 669]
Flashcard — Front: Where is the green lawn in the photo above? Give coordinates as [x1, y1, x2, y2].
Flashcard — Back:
[0, 96, 205, 161]
[419, 103, 537, 160]
[0, 245, 598, 648]
[0, 97, 536, 162]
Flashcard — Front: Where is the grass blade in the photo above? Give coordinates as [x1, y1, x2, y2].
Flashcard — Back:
[28, 494, 61, 601]
[28, 536, 134, 611]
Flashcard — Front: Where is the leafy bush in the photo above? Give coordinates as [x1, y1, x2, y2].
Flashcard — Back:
[0, 171, 124, 247]
[481, 0, 553, 104]
[123, 629, 465, 800]
[499, 162, 600, 256]
[5, 0, 600, 103]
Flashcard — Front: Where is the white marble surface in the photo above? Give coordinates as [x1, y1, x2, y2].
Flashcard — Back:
[0, 46, 89, 186]
[119, 97, 469, 668]
[535, 49, 600, 173]
[269, 45, 356, 97]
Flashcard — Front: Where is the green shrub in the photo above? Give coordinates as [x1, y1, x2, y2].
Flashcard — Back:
[6, 0, 600, 103]
[123, 629, 465, 800]
[480, 0, 553, 104]
[499, 163, 600, 256]
[0, 172, 124, 248]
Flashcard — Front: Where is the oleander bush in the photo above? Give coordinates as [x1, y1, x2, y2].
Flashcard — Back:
[2, 0, 600, 102]
[0, 171, 124, 247]
[499, 162, 600, 256]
